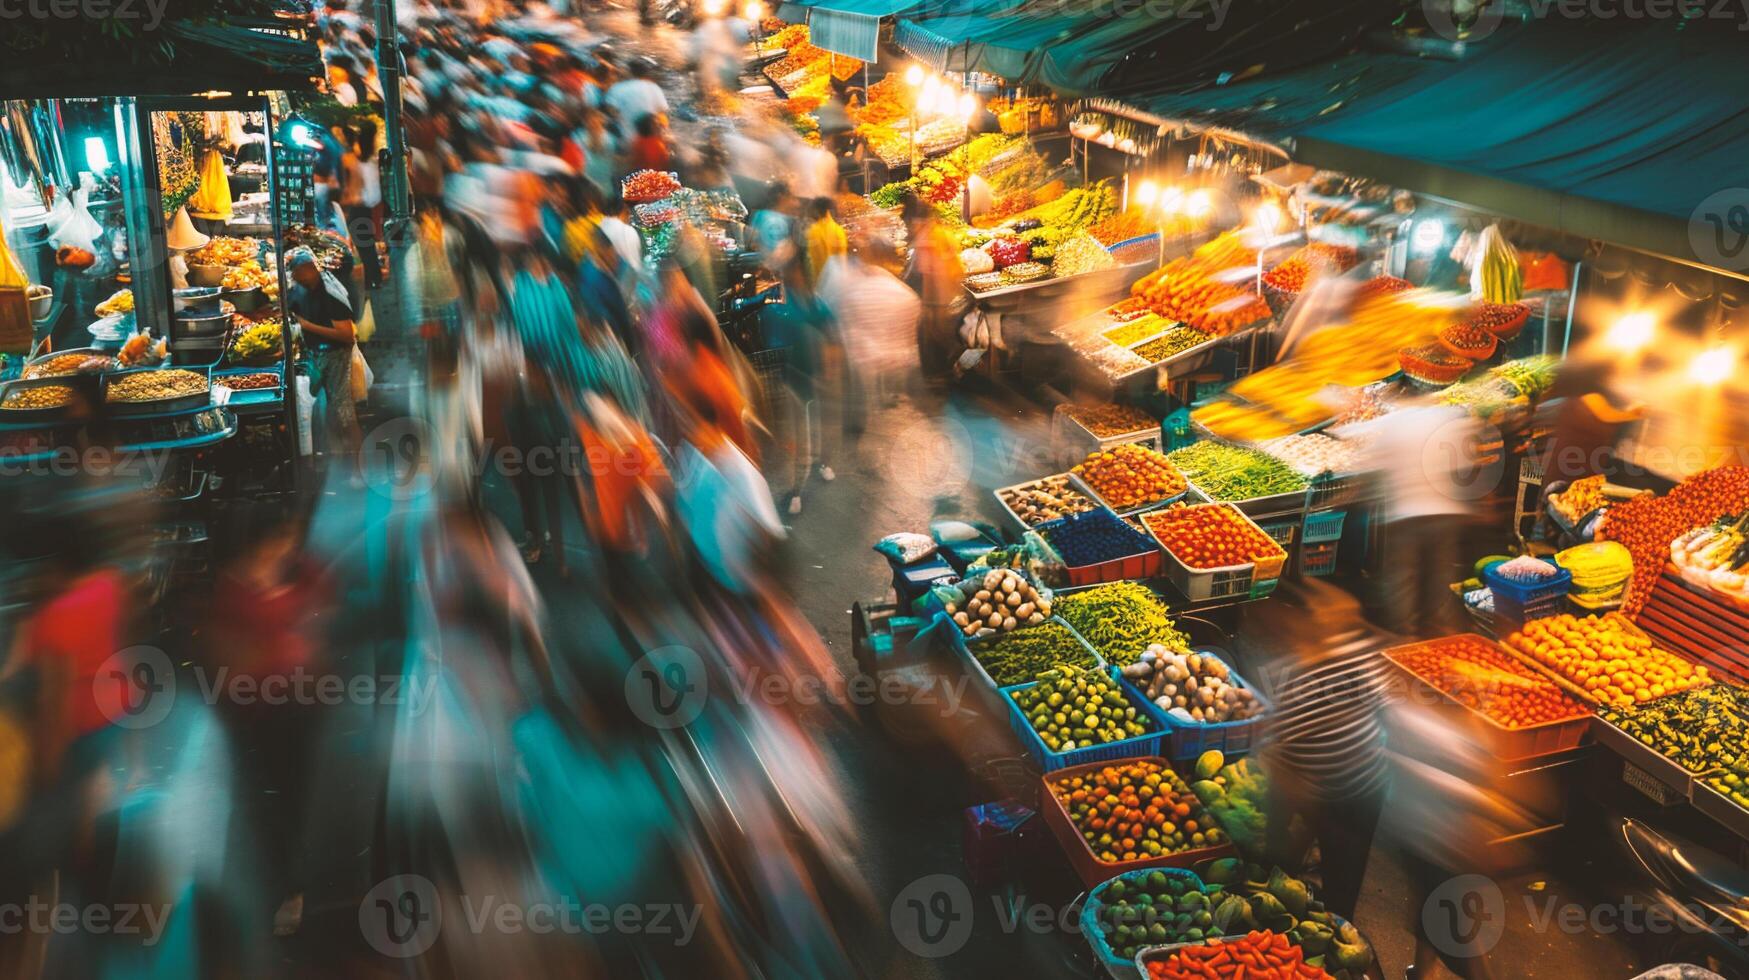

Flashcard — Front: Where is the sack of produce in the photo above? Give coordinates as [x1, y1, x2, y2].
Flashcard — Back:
[959, 248, 995, 275]
[874, 532, 937, 564]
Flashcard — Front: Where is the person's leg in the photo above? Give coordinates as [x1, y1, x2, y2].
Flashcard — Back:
[1310, 789, 1384, 921]
[347, 205, 382, 288]
[1422, 516, 1467, 636]
[320, 348, 361, 463]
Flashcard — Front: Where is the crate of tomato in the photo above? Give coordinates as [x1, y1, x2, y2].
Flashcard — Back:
[1142, 504, 1287, 602]
[1383, 634, 1591, 761]
[1039, 756, 1236, 888]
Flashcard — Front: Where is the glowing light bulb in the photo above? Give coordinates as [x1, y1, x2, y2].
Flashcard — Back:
[1689, 345, 1733, 385]
[743, 0, 763, 18]
[957, 93, 976, 122]
[1605, 312, 1655, 352]
[905, 65, 924, 86]
[1135, 180, 1158, 207]
[1186, 189, 1213, 219]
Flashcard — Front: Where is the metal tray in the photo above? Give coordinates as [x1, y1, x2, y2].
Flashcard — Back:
[1590, 715, 1702, 798]
[1691, 775, 1749, 840]
[1068, 469, 1187, 519]
[991, 475, 1099, 534]
[0, 376, 86, 422]
[102, 367, 213, 416]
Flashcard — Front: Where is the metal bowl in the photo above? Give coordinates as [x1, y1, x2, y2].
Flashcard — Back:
[186, 264, 228, 288]
[27, 285, 52, 321]
[171, 301, 237, 339]
[173, 286, 222, 315]
[222, 285, 265, 313]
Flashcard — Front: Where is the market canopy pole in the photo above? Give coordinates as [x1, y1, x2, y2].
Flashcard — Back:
[376, 0, 413, 299]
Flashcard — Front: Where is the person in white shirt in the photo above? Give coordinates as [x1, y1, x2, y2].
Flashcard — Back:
[598, 198, 644, 272]
[604, 61, 669, 137]
[816, 240, 921, 434]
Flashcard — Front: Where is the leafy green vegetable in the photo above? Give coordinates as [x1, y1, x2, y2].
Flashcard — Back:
[1168, 439, 1308, 501]
[1052, 581, 1189, 666]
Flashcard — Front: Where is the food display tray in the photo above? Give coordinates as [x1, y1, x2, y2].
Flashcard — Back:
[1381, 635, 1592, 762]
[991, 474, 1097, 534]
[943, 614, 1106, 695]
[1038, 756, 1236, 888]
[1182, 476, 1308, 523]
[1590, 714, 1706, 799]
[1003, 665, 1167, 772]
[1129, 652, 1272, 760]
[102, 367, 213, 416]
[1691, 776, 1749, 840]
[1068, 470, 1187, 520]
[0, 376, 85, 423]
[1036, 506, 1168, 586]
[1143, 504, 1286, 602]
[1054, 408, 1162, 456]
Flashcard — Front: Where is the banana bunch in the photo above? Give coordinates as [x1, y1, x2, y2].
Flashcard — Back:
[1473, 224, 1523, 303]
[229, 319, 285, 363]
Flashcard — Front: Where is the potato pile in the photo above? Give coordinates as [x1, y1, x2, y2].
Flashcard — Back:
[998, 475, 1096, 526]
[949, 567, 1051, 638]
[1119, 644, 1262, 723]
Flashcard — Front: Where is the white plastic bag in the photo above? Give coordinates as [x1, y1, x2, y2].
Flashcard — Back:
[295, 374, 314, 455]
[47, 179, 102, 254]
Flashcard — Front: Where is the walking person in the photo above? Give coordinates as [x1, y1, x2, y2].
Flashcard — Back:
[285, 247, 363, 472]
[341, 124, 384, 290]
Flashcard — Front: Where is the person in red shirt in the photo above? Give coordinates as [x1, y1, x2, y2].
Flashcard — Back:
[627, 112, 672, 172]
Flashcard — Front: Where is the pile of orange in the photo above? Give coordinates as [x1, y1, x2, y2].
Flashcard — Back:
[1050, 760, 1223, 863]
[1072, 444, 1187, 510]
[1505, 613, 1709, 710]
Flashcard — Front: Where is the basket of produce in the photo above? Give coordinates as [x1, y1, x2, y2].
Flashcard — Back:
[1470, 301, 1530, 340]
[1080, 868, 1210, 979]
[961, 617, 1102, 690]
[1053, 581, 1191, 667]
[1166, 441, 1308, 520]
[1120, 647, 1269, 759]
[1500, 612, 1710, 710]
[634, 200, 682, 227]
[1071, 443, 1189, 515]
[0, 377, 83, 421]
[1132, 328, 1213, 366]
[1437, 321, 1499, 361]
[1596, 687, 1749, 791]
[1041, 758, 1234, 888]
[1482, 556, 1571, 608]
[995, 474, 1099, 530]
[936, 566, 1056, 647]
[1357, 275, 1412, 297]
[103, 367, 210, 415]
[1261, 243, 1359, 295]
[1396, 343, 1471, 387]
[1135, 929, 1343, 980]
[1038, 507, 1166, 586]
[1383, 634, 1591, 761]
[621, 170, 681, 203]
[1057, 402, 1161, 452]
[1005, 664, 1166, 771]
[1144, 504, 1287, 602]
[228, 318, 288, 366]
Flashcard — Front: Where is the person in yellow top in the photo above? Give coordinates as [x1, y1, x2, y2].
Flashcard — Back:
[803, 197, 849, 286]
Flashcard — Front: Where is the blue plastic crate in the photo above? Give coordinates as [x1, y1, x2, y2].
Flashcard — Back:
[1079, 868, 1209, 980]
[1301, 540, 1339, 577]
[1258, 518, 1299, 550]
[1302, 509, 1347, 544]
[945, 615, 1106, 692]
[1484, 561, 1572, 606]
[1004, 665, 1165, 772]
[1129, 653, 1272, 760]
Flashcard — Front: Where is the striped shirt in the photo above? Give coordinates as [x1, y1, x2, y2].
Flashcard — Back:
[1260, 625, 1393, 802]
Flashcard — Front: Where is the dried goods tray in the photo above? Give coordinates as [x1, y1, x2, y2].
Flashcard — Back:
[1114, 322, 1267, 385]
[1054, 406, 1162, 455]
[1591, 714, 1704, 799]
[0, 376, 85, 423]
[1003, 665, 1168, 772]
[1038, 756, 1236, 888]
[991, 474, 1097, 534]
[1382, 635, 1592, 762]
[102, 367, 212, 416]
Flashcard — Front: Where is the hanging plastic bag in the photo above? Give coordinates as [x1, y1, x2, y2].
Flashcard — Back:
[355, 298, 376, 343]
[351, 344, 373, 402]
[295, 373, 314, 455]
[187, 148, 233, 221]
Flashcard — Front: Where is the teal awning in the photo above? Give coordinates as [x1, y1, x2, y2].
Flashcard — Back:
[808, 8, 883, 60]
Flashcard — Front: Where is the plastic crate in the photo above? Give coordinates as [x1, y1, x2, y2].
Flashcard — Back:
[1307, 471, 1366, 510]
[1381, 636, 1592, 762]
[1258, 518, 1298, 551]
[1004, 666, 1167, 772]
[1079, 868, 1207, 980]
[1301, 509, 1347, 544]
[948, 615, 1106, 692]
[1143, 504, 1286, 602]
[1248, 577, 1281, 599]
[1038, 508, 1167, 587]
[1301, 540, 1339, 577]
[1483, 561, 1572, 606]
[1130, 654, 1271, 760]
[1038, 757, 1237, 888]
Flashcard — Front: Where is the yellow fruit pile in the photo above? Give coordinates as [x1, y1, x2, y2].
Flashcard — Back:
[1505, 613, 1710, 710]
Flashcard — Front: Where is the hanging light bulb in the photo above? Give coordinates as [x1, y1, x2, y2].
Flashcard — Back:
[1185, 189, 1213, 219]
[957, 92, 977, 123]
[1135, 180, 1159, 208]
[905, 65, 925, 86]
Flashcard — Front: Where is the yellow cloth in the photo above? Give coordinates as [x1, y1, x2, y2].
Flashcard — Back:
[187, 148, 233, 220]
[805, 214, 848, 283]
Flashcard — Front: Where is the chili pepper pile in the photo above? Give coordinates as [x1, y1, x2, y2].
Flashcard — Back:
[1053, 581, 1190, 665]
[1144, 930, 1332, 979]
[1598, 465, 1749, 616]
[1396, 343, 1472, 385]
[973, 621, 1098, 686]
[1439, 322, 1498, 359]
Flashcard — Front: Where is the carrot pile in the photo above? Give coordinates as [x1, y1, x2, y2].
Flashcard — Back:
[1144, 930, 1331, 979]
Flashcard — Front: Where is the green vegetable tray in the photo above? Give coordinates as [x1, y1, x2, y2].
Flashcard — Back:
[1040, 757, 1236, 888]
[944, 615, 1106, 693]
[1079, 867, 1208, 980]
[1004, 665, 1167, 772]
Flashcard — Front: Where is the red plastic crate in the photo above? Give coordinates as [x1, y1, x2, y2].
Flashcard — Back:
[1384, 635, 1592, 762]
[1038, 757, 1237, 888]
